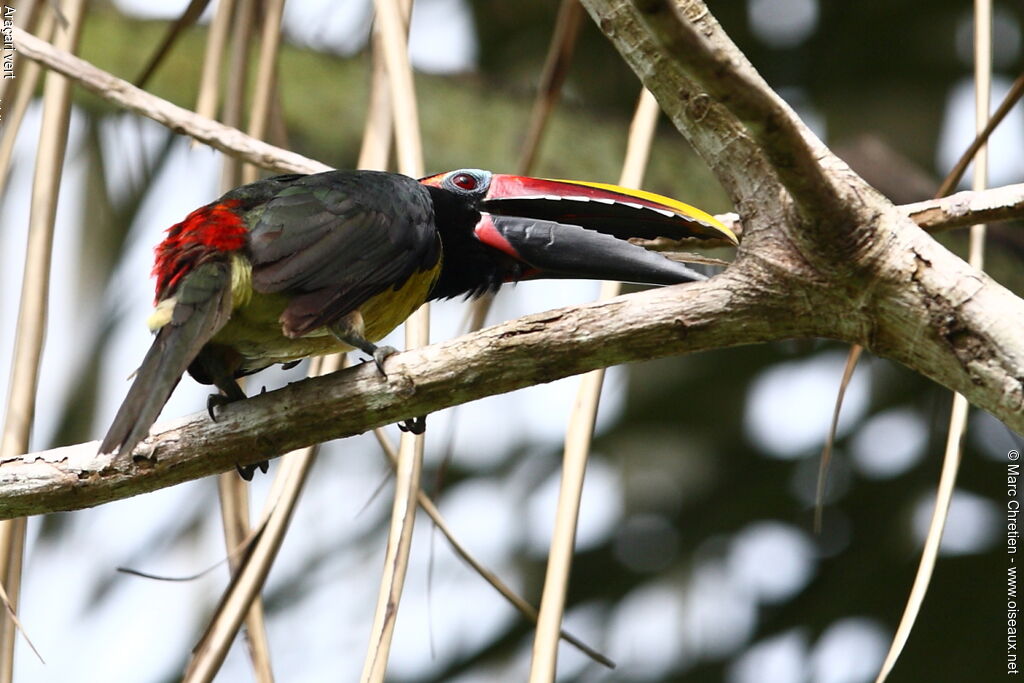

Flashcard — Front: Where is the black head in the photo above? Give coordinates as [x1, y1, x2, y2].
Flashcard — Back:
[421, 170, 530, 299]
[418, 168, 739, 301]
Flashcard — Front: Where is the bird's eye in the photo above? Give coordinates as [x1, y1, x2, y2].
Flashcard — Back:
[450, 172, 478, 191]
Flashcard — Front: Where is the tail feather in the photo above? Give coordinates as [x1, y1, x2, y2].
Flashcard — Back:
[100, 261, 234, 457]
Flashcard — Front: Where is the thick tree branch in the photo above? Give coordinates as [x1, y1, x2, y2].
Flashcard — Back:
[623, 0, 853, 222]
[5, 213, 1024, 520]
[580, 0, 786, 219]
[0, 276, 793, 519]
[578, 3, 1024, 430]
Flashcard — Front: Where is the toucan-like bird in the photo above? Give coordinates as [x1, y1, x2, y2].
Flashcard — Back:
[99, 168, 736, 474]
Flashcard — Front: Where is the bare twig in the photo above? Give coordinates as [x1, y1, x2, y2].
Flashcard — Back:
[530, 89, 660, 681]
[134, 0, 211, 88]
[371, 432, 614, 667]
[11, 26, 331, 175]
[194, 0, 236, 124]
[877, 4, 993, 681]
[218, 0, 256, 189]
[374, 0, 422, 178]
[936, 72, 1024, 198]
[241, 0, 286, 185]
[0, 11, 55, 195]
[0, 0, 41, 105]
[0, 2, 86, 679]
[905, 183, 1024, 233]
[214, 468, 273, 682]
[0, 579, 42, 666]
[184, 353, 332, 681]
[361, 1, 425, 680]
[814, 345, 863, 532]
[516, 0, 584, 174]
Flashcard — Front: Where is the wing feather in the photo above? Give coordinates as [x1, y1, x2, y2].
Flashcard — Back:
[247, 171, 440, 337]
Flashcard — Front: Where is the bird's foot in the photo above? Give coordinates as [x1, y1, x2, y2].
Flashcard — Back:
[207, 393, 235, 421]
[236, 460, 270, 481]
[399, 415, 427, 434]
[371, 345, 399, 377]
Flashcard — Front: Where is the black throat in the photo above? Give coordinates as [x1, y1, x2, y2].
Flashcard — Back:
[426, 186, 523, 301]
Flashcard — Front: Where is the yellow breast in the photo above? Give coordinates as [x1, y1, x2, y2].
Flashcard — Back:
[210, 254, 440, 370]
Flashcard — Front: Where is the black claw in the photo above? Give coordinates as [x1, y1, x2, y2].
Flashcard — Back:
[207, 393, 233, 421]
[399, 415, 427, 434]
[371, 345, 399, 377]
[260, 386, 267, 395]
[235, 459, 269, 480]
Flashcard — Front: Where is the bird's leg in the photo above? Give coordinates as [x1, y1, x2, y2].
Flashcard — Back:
[329, 313, 424, 434]
[194, 356, 268, 480]
[329, 312, 397, 377]
[202, 370, 246, 419]
[212, 380, 267, 480]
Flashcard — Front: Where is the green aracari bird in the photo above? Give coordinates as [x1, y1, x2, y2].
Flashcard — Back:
[100, 168, 736, 476]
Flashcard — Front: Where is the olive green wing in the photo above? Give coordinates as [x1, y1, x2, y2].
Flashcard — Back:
[247, 170, 441, 337]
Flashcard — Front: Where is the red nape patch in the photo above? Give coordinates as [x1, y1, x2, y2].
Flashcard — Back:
[152, 199, 247, 301]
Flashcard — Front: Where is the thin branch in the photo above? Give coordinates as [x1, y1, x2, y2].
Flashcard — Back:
[184, 355, 339, 682]
[0, 0, 41, 105]
[0, 2, 87, 677]
[217, 0, 256, 189]
[516, 0, 584, 174]
[241, 0, 286, 185]
[11, 26, 330, 176]
[362, 2, 425, 680]
[0, 11, 54, 200]
[133, 0, 211, 88]
[903, 183, 1024, 233]
[530, 89, 659, 680]
[877, 5, 993, 681]
[371, 430, 614, 668]
[936, 72, 1024, 198]
[194, 0, 235, 124]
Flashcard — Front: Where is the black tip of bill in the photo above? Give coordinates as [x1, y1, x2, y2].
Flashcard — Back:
[484, 215, 708, 285]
